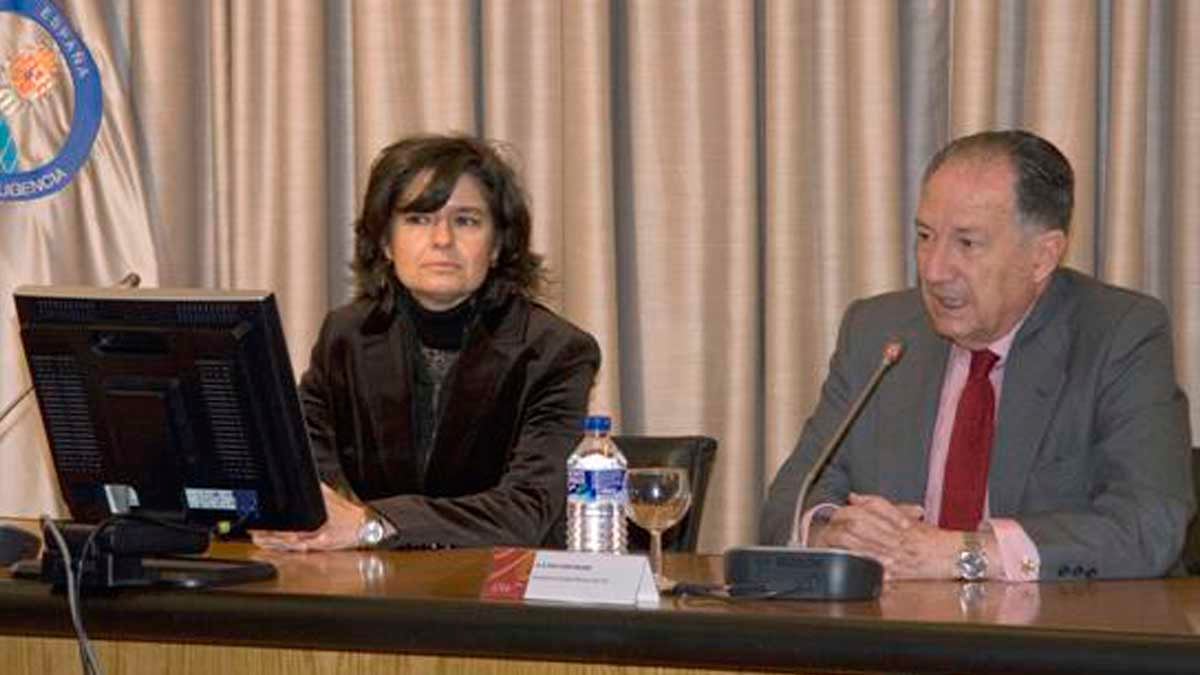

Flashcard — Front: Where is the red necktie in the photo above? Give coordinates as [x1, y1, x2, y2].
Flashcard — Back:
[939, 349, 999, 531]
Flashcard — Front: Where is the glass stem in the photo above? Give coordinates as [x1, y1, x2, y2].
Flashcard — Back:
[650, 530, 663, 579]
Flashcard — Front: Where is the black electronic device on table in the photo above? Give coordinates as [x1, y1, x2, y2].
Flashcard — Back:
[11, 285, 326, 590]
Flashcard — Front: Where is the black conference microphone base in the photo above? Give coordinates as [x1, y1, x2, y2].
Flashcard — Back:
[724, 546, 884, 600]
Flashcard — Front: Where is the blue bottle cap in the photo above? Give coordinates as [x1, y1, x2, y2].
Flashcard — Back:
[583, 415, 612, 432]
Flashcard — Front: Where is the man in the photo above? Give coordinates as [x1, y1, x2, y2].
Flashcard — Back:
[761, 129, 1194, 581]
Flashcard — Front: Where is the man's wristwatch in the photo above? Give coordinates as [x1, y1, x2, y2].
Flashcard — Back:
[357, 511, 387, 548]
[956, 531, 989, 581]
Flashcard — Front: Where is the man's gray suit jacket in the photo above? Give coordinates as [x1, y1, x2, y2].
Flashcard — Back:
[761, 268, 1194, 579]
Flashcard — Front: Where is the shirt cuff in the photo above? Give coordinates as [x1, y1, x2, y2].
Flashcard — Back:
[987, 517, 1040, 581]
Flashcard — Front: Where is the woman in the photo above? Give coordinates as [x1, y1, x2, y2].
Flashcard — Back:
[254, 134, 600, 551]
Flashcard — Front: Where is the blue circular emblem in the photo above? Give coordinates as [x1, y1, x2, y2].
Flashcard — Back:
[0, 0, 103, 201]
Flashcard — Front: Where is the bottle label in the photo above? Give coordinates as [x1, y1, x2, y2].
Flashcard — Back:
[567, 468, 627, 504]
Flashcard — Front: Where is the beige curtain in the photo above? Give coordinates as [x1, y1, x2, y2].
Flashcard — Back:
[8, 0, 1198, 552]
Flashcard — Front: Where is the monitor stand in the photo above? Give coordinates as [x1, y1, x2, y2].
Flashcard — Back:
[12, 520, 276, 590]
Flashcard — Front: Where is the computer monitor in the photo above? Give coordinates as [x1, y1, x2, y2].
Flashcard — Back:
[13, 284, 326, 588]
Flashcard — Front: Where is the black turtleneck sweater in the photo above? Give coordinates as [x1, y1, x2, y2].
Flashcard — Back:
[397, 288, 479, 484]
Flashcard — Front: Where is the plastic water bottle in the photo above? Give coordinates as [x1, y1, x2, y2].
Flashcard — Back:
[566, 415, 628, 553]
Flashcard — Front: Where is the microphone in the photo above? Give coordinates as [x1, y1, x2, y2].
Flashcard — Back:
[787, 340, 904, 545]
[724, 340, 904, 600]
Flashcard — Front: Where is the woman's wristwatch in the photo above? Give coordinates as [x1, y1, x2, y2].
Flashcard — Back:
[357, 508, 393, 548]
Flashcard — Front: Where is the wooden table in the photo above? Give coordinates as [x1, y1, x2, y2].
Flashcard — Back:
[2, 521, 1199, 674]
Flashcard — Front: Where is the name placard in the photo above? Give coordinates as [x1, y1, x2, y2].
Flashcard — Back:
[481, 548, 658, 606]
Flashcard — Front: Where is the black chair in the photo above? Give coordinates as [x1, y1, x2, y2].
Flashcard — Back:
[614, 435, 718, 553]
[1183, 447, 1200, 575]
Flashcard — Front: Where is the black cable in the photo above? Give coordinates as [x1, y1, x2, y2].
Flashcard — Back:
[127, 506, 255, 539]
[669, 581, 827, 601]
[107, 511, 213, 536]
[665, 582, 729, 598]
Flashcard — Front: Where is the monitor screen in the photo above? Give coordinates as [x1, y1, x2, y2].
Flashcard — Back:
[14, 285, 326, 533]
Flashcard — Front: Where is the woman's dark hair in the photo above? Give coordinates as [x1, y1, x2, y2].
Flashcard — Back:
[352, 134, 545, 303]
[922, 129, 1074, 234]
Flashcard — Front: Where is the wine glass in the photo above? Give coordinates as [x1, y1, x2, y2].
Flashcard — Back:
[626, 467, 692, 589]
